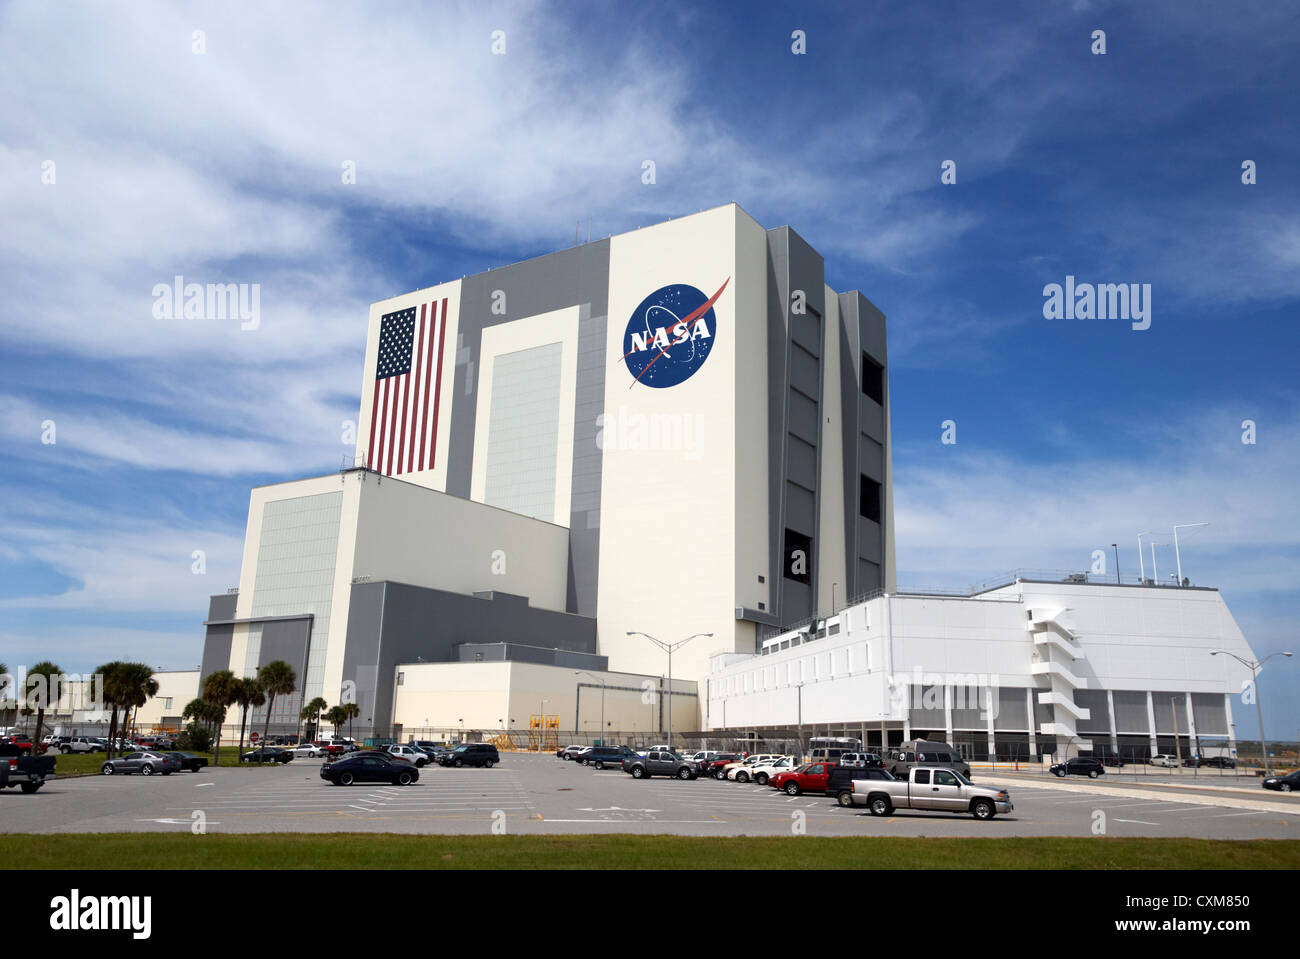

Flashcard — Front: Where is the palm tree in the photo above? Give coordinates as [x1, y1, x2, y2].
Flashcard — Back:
[120, 663, 159, 743]
[326, 705, 347, 738]
[232, 678, 265, 757]
[301, 697, 328, 743]
[341, 702, 361, 742]
[181, 698, 221, 750]
[256, 661, 297, 762]
[202, 670, 238, 765]
[95, 661, 129, 758]
[25, 661, 63, 748]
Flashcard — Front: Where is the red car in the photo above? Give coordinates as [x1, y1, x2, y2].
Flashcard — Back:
[768, 761, 837, 796]
[314, 741, 346, 757]
[0, 737, 34, 757]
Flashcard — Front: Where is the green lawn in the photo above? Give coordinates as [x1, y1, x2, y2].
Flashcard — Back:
[2, 834, 1296, 869]
[48, 747, 290, 776]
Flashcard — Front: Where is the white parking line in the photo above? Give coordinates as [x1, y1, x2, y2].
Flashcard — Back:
[1202, 810, 1271, 818]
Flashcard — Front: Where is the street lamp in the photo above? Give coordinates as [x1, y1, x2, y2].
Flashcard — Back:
[1173, 523, 1209, 587]
[1210, 650, 1293, 775]
[575, 671, 607, 745]
[1137, 530, 1152, 582]
[627, 631, 713, 752]
[1111, 544, 1120, 584]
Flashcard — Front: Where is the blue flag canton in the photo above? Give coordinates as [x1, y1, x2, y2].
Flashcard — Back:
[376, 307, 418, 379]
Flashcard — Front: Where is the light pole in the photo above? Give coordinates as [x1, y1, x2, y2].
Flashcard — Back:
[1210, 650, 1293, 775]
[575, 671, 606, 744]
[1137, 531, 1152, 582]
[1173, 523, 1209, 587]
[1111, 544, 1120, 584]
[1149, 540, 1168, 584]
[538, 698, 549, 752]
[627, 631, 712, 752]
[1170, 694, 1182, 773]
[831, 582, 838, 615]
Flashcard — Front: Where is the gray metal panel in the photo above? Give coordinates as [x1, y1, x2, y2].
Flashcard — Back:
[353, 580, 598, 737]
[858, 437, 883, 481]
[837, 295, 861, 597]
[445, 240, 611, 616]
[200, 624, 233, 683]
[1191, 692, 1227, 736]
[786, 436, 817, 491]
[256, 618, 313, 726]
[787, 390, 818, 445]
[858, 395, 885, 445]
[1112, 690, 1149, 732]
[568, 306, 607, 616]
[996, 686, 1029, 730]
[788, 342, 819, 397]
[208, 593, 237, 621]
[765, 230, 791, 623]
[856, 517, 883, 564]
[785, 484, 814, 531]
[856, 558, 881, 592]
[1073, 688, 1110, 733]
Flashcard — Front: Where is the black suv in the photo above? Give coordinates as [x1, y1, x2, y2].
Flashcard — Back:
[438, 743, 500, 768]
[622, 750, 698, 780]
[827, 765, 895, 806]
[581, 745, 639, 769]
[1050, 757, 1105, 778]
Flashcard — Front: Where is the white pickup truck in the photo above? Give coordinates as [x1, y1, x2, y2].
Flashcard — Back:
[851, 765, 1013, 820]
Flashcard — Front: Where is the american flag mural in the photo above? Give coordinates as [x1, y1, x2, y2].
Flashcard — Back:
[367, 298, 448, 476]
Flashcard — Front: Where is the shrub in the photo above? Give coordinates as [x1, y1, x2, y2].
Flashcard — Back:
[176, 722, 213, 753]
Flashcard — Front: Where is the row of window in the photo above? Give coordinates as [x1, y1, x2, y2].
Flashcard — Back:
[714, 644, 871, 697]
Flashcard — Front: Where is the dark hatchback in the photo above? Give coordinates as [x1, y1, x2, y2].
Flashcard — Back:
[1050, 757, 1105, 778]
[581, 745, 639, 769]
[166, 752, 209, 772]
[241, 747, 293, 764]
[437, 743, 500, 768]
[321, 754, 419, 786]
[1261, 770, 1300, 792]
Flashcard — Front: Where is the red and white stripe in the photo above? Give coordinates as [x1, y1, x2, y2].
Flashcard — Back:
[367, 297, 449, 476]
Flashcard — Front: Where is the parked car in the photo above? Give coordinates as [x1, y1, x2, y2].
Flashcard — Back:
[714, 754, 780, 781]
[0, 741, 57, 793]
[559, 744, 589, 761]
[241, 747, 293, 764]
[837, 752, 883, 769]
[768, 762, 837, 796]
[1260, 770, 1300, 792]
[101, 751, 182, 776]
[411, 741, 449, 761]
[582, 745, 639, 769]
[59, 737, 107, 754]
[622, 750, 697, 780]
[165, 751, 209, 773]
[730, 756, 798, 785]
[1051, 757, 1105, 779]
[438, 743, 500, 768]
[1202, 756, 1237, 769]
[382, 744, 428, 766]
[701, 753, 744, 779]
[1147, 754, 1179, 768]
[851, 765, 1012, 820]
[290, 743, 324, 758]
[321, 754, 419, 786]
[313, 741, 347, 758]
[0, 737, 34, 757]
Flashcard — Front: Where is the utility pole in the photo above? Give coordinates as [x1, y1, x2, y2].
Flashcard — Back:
[1210, 650, 1293, 776]
[1171, 696, 1182, 772]
[627, 632, 712, 752]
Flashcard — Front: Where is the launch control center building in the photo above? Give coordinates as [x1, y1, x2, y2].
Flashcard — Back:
[195, 204, 1258, 760]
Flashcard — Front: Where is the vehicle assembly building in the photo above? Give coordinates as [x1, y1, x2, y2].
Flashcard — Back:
[188, 203, 1258, 761]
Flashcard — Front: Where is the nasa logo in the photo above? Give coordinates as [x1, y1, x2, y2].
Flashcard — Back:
[621, 278, 729, 388]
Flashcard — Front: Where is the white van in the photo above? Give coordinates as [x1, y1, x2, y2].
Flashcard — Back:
[1148, 754, 1179, 768]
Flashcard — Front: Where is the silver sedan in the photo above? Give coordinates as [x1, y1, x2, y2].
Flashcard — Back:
[100, 751, 182, 776]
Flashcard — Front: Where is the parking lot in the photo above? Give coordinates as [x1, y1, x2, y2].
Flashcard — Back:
[4, 752, 1300, 838]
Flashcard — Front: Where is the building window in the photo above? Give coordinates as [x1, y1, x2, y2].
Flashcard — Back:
[861, 352, 884, 405]
[783, 528, 812, 584]
[396, 672, 405, 686]
[860, 475, 881, 523]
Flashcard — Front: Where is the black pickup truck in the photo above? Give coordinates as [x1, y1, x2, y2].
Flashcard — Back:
[0, 742, 57, 793]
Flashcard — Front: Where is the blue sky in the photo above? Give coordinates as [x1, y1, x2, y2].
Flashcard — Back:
[2, 0, 1297, 739]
